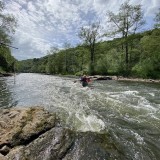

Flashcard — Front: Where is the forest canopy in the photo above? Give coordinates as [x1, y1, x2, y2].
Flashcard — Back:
[17, 27, 160, 79]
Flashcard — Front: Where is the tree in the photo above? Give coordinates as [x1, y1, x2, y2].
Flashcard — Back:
[0, 1, 17, 35]
[154, 8, 160, 28]
[0, 1, 17, 72]
[46, 47, 59, 74]
[63, 42, 71, 73]
[107, 0, 145, 73]
[75, 47, 88, 72]
[78, 22, 100, 75]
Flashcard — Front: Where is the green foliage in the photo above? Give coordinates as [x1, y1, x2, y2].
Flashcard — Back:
[95, 49, 121, 75]
[132, 29, 160, 78]
[95, 57, 108, 75]
[79, 23, 100, 75]
[107, 0, 145, 72]
[0, 1, 17, 73]
[0, 46, 16, 72]
[0, 66, 5, 73]
[75, 71, 84, 76]
[17, 28, 160, 79]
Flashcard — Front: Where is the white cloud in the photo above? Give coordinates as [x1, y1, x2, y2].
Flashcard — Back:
[3, 0, 160, 60]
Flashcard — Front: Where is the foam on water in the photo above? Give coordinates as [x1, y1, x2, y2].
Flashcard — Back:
[149, 93, 155, 96]
[40, 79, 107, 132]
[106, 89, 158, 112]
[75, 113, 105, 132]
[130, 131, 144, 145]
[1, 74, 159, 132]
[1, 73, 160, 160]
[123, 90, 139, 95]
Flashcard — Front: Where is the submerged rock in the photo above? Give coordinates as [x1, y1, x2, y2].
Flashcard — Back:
[96, 76, 112, 80]
[0, 107, 116, 160]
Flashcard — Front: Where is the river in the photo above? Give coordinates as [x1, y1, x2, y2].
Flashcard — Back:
[0, 73, 160, 159]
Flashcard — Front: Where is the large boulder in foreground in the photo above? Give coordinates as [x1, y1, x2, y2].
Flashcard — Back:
[0, 107, 56, 155]
[0, 107, 116, 160]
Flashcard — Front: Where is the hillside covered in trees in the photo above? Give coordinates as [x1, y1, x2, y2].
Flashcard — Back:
[17, 27, 160, 79]
[1, 0, 159, 79]
[17, 1, 160, 79]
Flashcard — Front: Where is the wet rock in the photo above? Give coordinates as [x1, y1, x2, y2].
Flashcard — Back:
[0, 107, 56, 154]
[7, 127, 75, 160]
[64, 132, 110, 160]
[0, 107, 113, 160]
[117, 77, 160, 83]
[0, 145, 11, 155]
[6, 146, 25, 160]
[96, 76, 112, 80]
[6, 128, 111, 160]
[90, 75, 112, 81]
[0, 153, 6, 160]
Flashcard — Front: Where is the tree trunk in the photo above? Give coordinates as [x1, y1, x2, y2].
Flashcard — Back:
[90, 44, 95, 75]
[81, 54, 84, 71]
[125, 40, 129, 71]
[125, 17, 129, 74]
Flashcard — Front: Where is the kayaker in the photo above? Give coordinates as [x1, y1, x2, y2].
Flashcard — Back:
[80, 75, 91, 87]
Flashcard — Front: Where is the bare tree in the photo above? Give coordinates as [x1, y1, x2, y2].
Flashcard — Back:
[154, 8, 160, 28]
[107, 0, 145, 72]
[0, 1, 17, 34]
[63, 42, 71, 73]
[79, 22, 100, 75]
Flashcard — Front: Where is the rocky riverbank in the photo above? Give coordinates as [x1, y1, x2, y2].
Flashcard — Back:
[0, 73, 14, 77]
[116, 76, 160, 83]
[90, 75, 160, 83]
[0, 107, 120, 160]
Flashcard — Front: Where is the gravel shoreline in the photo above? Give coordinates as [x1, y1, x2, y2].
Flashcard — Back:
[90, 75, 160, 83]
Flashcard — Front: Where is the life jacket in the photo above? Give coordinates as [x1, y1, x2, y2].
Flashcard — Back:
[86, 78, 91, 82]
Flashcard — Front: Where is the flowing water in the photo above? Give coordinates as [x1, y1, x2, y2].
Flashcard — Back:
[0, 73, 160, 159]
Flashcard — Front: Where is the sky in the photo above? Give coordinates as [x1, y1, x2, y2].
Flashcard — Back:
[3, 0, 160, 60]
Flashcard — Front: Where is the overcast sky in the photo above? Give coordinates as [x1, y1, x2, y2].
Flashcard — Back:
[4, 0, 160, 60]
